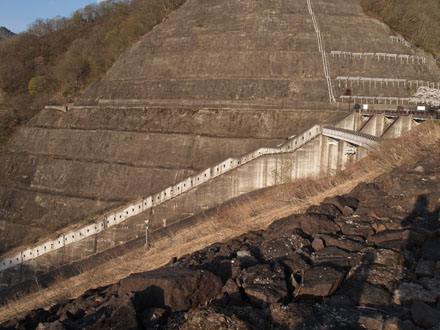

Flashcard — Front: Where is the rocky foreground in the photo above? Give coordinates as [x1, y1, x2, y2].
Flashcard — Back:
[1, 151, 440, 329]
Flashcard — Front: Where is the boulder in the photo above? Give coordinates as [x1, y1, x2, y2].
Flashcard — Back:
[179, 307, 252, 330]
[415, 260, 436, 277]
[351, 263, 406, 290]
[394, 282, 438, 305]
[270, 302, 361, 329]
[118, 267, 223, 312]
[383, 317, 406, 330]
[105, 303, 138, 330]
[319, 234, 366, 252]
[298, 266, 345, 297]
[306, 203, 342, 218]
[279, 253, 309, 275]
[364, 248, 416, 270]
[421, 238, 440, 261]
[334, 216, 375, 238]
[418, 277, 440, 300]
[312, 237, 325, 251]
[368, 229, 425, 248]
[322, 195, 359, 214]
[0, 319, 20, 330]
[202, 258, 235, 283]
[21, 309, 51, 329]
[259, 230, 311, 261]
[411, 300, 440, 329]
[238, 264, 288, 307]
[348, 183, 386, 201]
[217, 278, 244, 306]
[267, 214, 339, 237]
[312, 246, 362, 268]
[269, 303, 315, 330]
[338, 280, 392, 307]
[358, 313, 385, 330]
[236, 250, 259, 268]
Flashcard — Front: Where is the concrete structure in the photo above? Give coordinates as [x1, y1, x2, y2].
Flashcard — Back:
[0, 114, 419, 288]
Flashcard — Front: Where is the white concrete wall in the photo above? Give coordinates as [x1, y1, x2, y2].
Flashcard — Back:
[0, 114, 408, 273]
[0, 124, 323, 271]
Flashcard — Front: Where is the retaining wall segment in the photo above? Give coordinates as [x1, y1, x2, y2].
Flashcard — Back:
[0, 107, 347, 256]
[0, 114, 414, 288]
[0, 128, 363, 287]
[359, 115, 392, 137]
[0, 123, 323, 273]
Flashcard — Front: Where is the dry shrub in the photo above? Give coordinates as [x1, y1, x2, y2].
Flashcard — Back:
[361, 0, 440, 56]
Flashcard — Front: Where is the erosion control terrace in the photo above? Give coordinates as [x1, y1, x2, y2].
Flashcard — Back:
[77, 0, 440, 109]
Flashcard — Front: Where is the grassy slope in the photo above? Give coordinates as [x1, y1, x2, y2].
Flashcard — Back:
[361, 0, 440, 57]
[0, 0, 186, 148]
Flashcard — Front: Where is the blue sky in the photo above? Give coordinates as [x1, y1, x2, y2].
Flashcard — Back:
[0, 1, 105, 33]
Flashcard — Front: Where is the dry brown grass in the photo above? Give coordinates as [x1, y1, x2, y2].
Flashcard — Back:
[0, 121, 439, 323]
[361, 0, 440, 56]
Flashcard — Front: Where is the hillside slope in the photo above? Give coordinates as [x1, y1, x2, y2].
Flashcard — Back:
[79, 0, 440, 108]
[0, 27, 14, 40]
[361, 0, 440, 57]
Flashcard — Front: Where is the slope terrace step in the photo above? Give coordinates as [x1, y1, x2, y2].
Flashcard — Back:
[141, 33, 318, 54]
[80, 78, 330, 107]
[335, 88, 412, 100]
[324, 38, 410, 55]
[329, 58, 436, 81]
[104, 52, 324, 82]
[339, 95, 415, 106]
[330, 51, 426, 64]
[335, 77, 440, 90]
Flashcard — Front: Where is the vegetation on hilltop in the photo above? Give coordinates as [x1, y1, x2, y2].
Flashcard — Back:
[0, 27, 15, 39]
[361, 0, 440, 57]
[0, 0, 185, 147]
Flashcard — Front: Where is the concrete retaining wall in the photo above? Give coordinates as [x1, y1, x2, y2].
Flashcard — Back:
[0, 113, 417, 288]
[1, 122, 324, 274]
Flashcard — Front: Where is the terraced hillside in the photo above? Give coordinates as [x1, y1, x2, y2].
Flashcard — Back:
[79, 0, 440, 108]
[1, 0, 440, 255]
[0, 108, 343, 253]
[78, 0, 327, 109]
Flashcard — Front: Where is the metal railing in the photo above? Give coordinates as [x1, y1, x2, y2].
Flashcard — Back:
[330, 51, 426, 65]
[307, 0, 336, 103]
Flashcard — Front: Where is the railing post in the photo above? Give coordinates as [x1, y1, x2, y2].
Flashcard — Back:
[145, 219, 150, 248]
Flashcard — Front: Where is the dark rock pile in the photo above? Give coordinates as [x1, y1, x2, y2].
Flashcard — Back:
[1, 153, 440, 329]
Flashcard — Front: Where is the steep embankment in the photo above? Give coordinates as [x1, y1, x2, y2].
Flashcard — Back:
[79, 0, 440, 107]
[0, 108, 345, 253]
[2, 124, 439, 329]
[361, 0, 440, 57]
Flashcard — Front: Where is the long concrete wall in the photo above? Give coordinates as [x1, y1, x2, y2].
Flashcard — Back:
[0, 123, 326, 273]
[0, 114, 417, 288]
